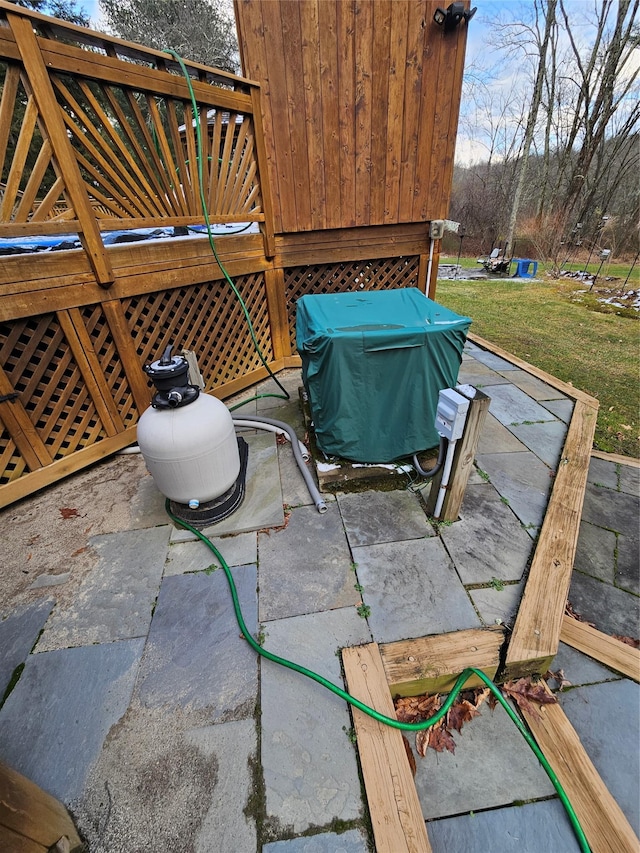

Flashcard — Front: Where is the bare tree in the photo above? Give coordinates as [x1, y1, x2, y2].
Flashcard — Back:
[99, 0, 239, 72]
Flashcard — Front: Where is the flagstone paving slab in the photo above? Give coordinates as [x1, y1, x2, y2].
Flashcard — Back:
[572, 520, 616, 583]
[261, 608, 371, 833]
[135, 568, 258, 720]
[619, 463, 639, 496]
[36, 526, 170, 651]
[568, 571, 640, 638]
[277, 441, 324, 508]
[615, 532, 639, 596]
[0, 638, 144, 802]
[456, 359, 510, 386]
[427, 798, 580, 852]
[440, 484, 532, 585]
[496, 368, 566, 401]
[581, 482, 639, 535]
[353, 537, 481, 643]
[587, 457, 619, 490]
[258, 503, 358, 622]
[540, 398, 575, 424]
[468, 581, 524, 628]
[469, 350, 518, 371]
[0, 596, 54, 697]
[412, 700, 555, 820]
[507, 420, 567, 469]
[263, 829, 369, 852]
[164, 532, 257, 576]
[475, 451, 552, 529]
[484, 384, 557, 426]
[549, 642, 622, 688]
[336, 489, 434, 548]
[476, 414, 527, 455]
[559, 680, 640, 835]
[189, 719, 258, 852]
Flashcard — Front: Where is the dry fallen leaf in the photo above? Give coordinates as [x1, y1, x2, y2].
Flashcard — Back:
[545, 668, 571, 691]
[59, 507, 80, 519]
[402, 735, 417, 776]
[502, 677, 557, 720]
[395, 693, 441, 724]
[427, 722, 456, 754]
[613, 634, 640, 648]
[447, 698, 481, 733]
[415, 728, 430, 758]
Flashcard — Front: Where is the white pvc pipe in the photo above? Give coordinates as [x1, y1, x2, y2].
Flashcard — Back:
[434, 439, 457, 518]
[232, 419, 310, 462]
[426, 236, 435, 295]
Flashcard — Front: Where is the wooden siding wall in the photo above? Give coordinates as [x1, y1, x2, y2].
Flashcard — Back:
[235, 0, 468, 234]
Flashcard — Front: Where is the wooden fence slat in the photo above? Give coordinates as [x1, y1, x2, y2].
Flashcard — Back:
[342, 643, 432, 853]
[0, 95, 38, 220]
[0, 366, 53, 469]
[57, 308, 124, 435]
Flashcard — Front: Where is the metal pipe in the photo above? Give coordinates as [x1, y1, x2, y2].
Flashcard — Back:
[232, 414, 327, 513]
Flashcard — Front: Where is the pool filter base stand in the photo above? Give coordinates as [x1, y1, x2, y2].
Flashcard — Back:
[168, 437, 249, 529]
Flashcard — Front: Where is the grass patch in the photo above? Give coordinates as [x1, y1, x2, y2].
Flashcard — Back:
[436, 276, 639, 458]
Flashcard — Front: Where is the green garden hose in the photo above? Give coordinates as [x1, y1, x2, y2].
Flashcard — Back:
[163, 48, 289, 402]
[164, 500, 590, 852]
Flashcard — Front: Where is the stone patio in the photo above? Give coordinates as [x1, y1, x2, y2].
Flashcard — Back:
[0, 341, 638, 852]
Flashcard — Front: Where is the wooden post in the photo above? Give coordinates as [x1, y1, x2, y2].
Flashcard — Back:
[426, 385, 490, 521]
[0, 761, 84, 852]
[263, 266, 292, 361]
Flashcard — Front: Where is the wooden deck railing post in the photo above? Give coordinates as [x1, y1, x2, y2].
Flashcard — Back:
[7, 10, 115, 287]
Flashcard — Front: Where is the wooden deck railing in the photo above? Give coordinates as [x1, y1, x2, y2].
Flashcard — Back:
[0, 0, 273, 285]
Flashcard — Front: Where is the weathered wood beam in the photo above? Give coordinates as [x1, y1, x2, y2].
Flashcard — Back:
[560, 615, 640, 683]
[342, 643, 431, 853]
[380, 627, 504, 697]
[521, 682, 639, 853]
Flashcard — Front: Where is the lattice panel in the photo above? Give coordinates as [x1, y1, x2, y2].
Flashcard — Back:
[50, 74, 263, 223]
[0, 417, 27, 486]
[79, 304, 138, 428]
[0, 64, 68, 223]
[0, 315, 108, 462]
[122, 274, 273, 391]
[284, 256, 420, 349]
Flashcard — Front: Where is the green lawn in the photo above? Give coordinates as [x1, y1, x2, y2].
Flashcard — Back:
[436, 276, 639, 458]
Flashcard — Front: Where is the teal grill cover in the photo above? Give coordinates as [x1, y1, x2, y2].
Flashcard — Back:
[296, 288, 471, 463]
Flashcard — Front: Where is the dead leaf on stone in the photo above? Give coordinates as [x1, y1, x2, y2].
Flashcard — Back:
[502, 677, 557, 720]
[447, 698, 480, 733]
[427, 722, 456, 754]
[613, 634, 640, 648]
[59, 507, 80, 519]
[402, 735, 417, 777]
[415, 728, 430, 758]
[395, 693, 441, 724]
[565, 602, 595, 628]
[545, 668, 571, 691]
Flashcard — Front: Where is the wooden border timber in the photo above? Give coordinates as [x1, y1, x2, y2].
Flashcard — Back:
[342, 643, 432, 853]
[503, 398, 598, 679]
[521, 682, 639, 853]
[590, 449, 640, 468]
[560, 615, 640, 683]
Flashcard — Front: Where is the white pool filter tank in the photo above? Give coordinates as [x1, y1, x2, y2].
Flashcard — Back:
[137, 345, 243, 521]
